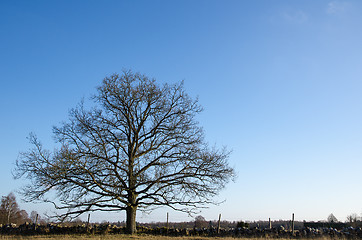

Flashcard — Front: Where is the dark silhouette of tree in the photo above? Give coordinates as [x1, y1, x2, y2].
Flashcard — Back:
[194, 215, 207, 228]
[0, 192, 28, 225]
[236, 220, 249, 229]
[327, 213, 338, 223]
[14, 71, 235, 234]
[346, 213, 359, 227]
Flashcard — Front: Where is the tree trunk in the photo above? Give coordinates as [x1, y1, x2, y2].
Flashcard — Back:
[126, 205, 137, 234]
[127, 154, 137, 234]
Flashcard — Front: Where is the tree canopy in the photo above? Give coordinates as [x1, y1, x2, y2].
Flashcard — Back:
[14, 71, 235, 234]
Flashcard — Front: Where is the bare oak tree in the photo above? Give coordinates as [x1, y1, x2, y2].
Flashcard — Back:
[14, 71, 235, 234]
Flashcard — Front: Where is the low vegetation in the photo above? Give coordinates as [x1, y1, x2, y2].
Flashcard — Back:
[1, 192, 362, 239]
[1, 236, 232, 240]
[0, 235, 353, 240]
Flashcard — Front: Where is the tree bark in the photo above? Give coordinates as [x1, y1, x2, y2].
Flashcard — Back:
[126, 205, 137, 234]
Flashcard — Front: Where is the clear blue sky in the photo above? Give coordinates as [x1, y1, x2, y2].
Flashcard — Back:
[1, 0, 362, 223]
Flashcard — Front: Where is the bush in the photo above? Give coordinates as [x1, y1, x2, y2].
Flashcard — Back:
[236, 221, 249, 229]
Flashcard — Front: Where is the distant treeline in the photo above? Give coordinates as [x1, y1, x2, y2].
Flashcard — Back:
[304, 221, 347, 230]
[136, 219, 361, 230]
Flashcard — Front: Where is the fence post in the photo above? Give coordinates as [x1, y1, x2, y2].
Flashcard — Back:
[269, 218, 271, 229]
[34, 214, 39, 230]
[292, 213, 295, 235]
[87, 213, 90, 228]
[166, 212, 169, 234]
[217, 214, 221, 234]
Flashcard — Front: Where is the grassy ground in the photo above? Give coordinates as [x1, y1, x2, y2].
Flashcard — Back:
[0, 235, 239, 240]
[0, 235, 340, 240]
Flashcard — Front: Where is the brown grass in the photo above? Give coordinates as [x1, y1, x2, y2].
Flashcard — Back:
[0, 235, 238, 240]
[0, 235, 340, 240]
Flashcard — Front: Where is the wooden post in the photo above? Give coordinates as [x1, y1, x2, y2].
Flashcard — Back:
[166, 212, 169, 234]
[34, 214, 38, 230]
[269, 218, 271, 229]
[217, 214, 221, 234]
[292, 213, 295, 235]
[7, 209, 10, 225]
[86, 214, 90, 228]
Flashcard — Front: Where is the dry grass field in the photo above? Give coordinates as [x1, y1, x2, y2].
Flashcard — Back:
[0, 235, 344, 240]
[0, 235, 236, 240]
